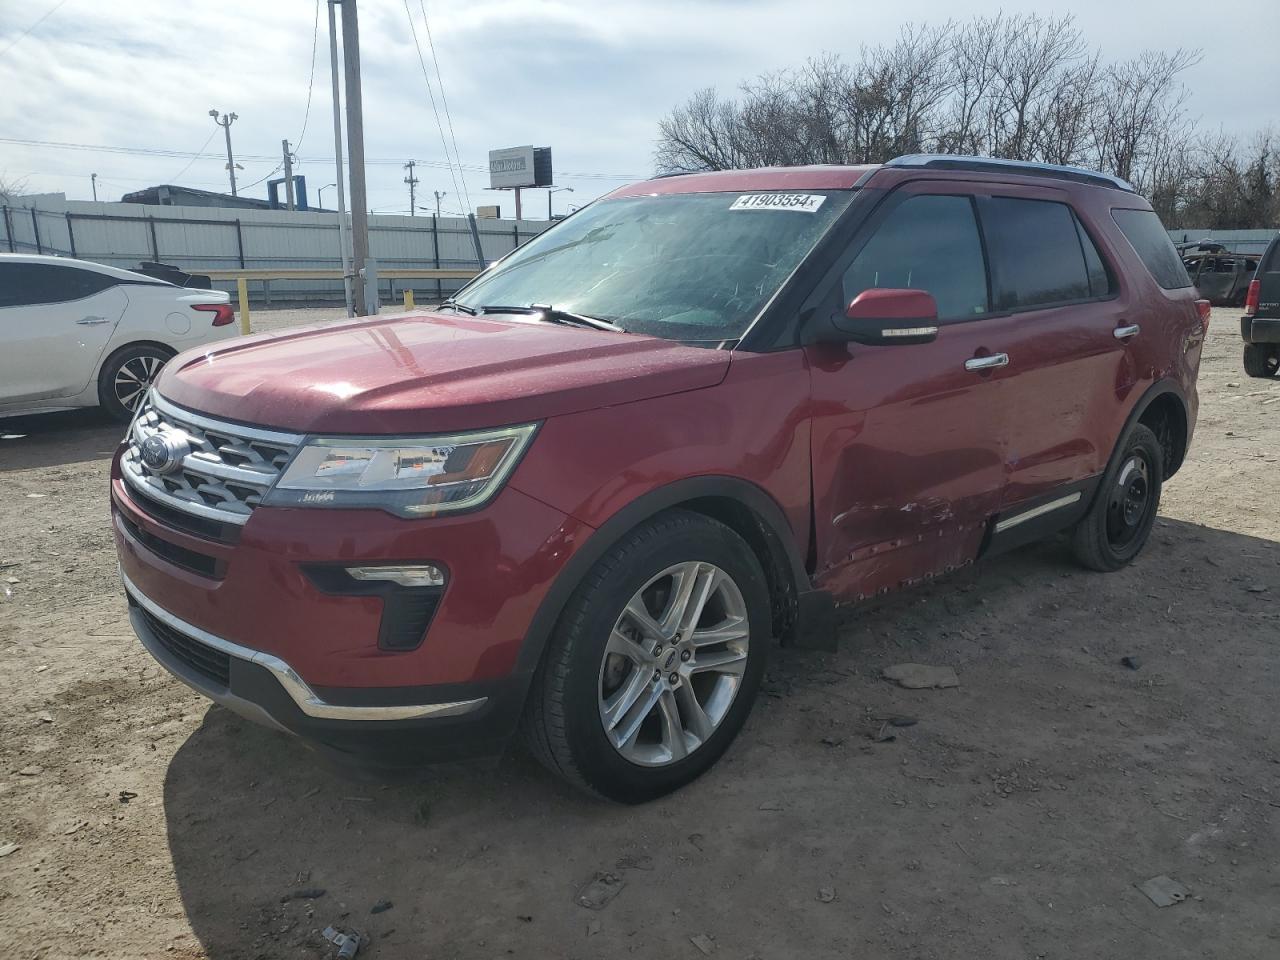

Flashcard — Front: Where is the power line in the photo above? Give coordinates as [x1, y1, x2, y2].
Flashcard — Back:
[293, 0, 322, 152]
[0, 0, 69, 56]
[418, 0, 470, 212]
[0, 136, 644, 180]
[166, 128, 219, 183]
[402, 0, 465, 211]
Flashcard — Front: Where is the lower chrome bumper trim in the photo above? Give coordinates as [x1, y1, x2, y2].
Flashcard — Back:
[121, 569, 487, 722]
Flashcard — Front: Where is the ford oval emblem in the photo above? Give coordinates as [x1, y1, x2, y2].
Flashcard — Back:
[139, 433, 189, 475]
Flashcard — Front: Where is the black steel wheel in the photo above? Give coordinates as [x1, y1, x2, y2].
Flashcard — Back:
[1070, 423, 1163, 572]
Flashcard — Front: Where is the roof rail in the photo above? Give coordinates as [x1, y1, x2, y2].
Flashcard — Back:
[885, 154, 1134, 193]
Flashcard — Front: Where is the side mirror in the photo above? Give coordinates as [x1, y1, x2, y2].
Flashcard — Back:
[831, 288, 940, 345]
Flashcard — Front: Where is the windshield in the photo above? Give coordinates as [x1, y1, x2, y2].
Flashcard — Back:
[452, 190, 855, 343]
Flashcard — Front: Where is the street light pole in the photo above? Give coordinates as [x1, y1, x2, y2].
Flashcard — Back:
[339, 0, 371, 315]
[90, 172, 98, 202]
[327, 0, 354, 317]
[209, 109, 239, 196]
[318, 182, 337, 208]
[547, 186, 573, 219]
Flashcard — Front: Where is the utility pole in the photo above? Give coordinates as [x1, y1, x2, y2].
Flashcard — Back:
[327, 0, 353, 317]
[403, 160, 418, 216]
[282, 140, 296, 210]
[90, 173, 98, 202]
[209, 109, 239, 196]
[433, 190, 446, 217]
[340, 0, 370, 315]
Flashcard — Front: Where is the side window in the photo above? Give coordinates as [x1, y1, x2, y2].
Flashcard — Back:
[0, 263, 117, 308]
[981, 197, 1091, 309]
[1075, 217, 1113, 298]
[0, 264, 26, 308]
[1111, 208, 1192, 290]
[842, 194, 988, 321]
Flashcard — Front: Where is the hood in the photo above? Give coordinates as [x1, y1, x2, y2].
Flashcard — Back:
[156, 311, 731, 434]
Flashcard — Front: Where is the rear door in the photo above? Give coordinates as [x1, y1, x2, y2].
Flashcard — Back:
[805, 182, 1011, 600]
[0, 262, 128, 404]
[976, 190, 1129, 513]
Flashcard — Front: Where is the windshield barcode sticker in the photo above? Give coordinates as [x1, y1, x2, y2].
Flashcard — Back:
[729, 193, 826, 213]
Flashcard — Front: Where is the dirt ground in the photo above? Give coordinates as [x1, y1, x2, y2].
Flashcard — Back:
[1, 306, 1278, 960]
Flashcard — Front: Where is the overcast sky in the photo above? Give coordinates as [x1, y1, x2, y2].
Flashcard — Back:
[0, 0, 1275, 218]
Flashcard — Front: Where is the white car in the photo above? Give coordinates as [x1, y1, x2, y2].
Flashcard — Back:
[0, 253, 237, 422]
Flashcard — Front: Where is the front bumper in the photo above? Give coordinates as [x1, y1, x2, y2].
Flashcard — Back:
[111, 447, 595, 764]
[124, 569, 528, 763]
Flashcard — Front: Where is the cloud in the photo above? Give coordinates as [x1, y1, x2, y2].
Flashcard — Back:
[1, 0, 1275, 210]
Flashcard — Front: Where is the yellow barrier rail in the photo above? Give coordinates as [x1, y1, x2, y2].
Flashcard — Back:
[206, 267, 480, 335]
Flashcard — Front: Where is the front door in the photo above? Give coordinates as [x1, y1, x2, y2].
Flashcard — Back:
[805, 184, 1009, 601]
[0, 262, 128, 404]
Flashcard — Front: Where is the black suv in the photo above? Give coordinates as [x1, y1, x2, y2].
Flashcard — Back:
[1243, 234, 1280, 378]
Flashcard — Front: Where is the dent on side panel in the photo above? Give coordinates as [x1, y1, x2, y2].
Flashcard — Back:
[508, 351, 814, 560]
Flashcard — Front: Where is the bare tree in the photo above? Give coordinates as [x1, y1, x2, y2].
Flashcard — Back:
[653, 14, 1222, 219]
[0, 174, 27, 204]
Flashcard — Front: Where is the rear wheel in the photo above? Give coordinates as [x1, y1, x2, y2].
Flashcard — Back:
[1243, 343, 1279, 379]
[525, 510, 769, 803]
[1070, 423, 1163, 572]
[98, 344, 173, 421]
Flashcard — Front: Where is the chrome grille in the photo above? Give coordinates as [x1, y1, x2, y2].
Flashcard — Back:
[120, 391, 302, 526]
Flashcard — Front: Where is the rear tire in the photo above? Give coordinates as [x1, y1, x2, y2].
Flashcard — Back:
[1070, 423, 1163, 572]
[524, 510, 770, 803]
[1243, 343, 1279, 379]
[98, 343, 174, 422]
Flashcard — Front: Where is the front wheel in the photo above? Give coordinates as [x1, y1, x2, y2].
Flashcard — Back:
[524, 510, 770, 803]
[98, 344, 173, 421]
[1243, 343, 1280, 379]
[1070, 423, 1163, 572]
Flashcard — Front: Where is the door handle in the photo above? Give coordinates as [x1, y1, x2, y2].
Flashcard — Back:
[76, 316, 111, 326]
[965, 353, 1009, 372]
[1113, 324, 1140, 340]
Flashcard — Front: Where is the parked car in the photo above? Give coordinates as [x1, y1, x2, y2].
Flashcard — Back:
[1179, 244, 1261, 306]
[1241, 233, 1280, 378]
[0, 253, 236, 421]
[111, 155, 1207, 802]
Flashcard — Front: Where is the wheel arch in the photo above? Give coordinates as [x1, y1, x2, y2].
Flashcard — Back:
[96, 338, 179, 381]
[513, 477, 813, 684]
[1130, 380, 1190, 479]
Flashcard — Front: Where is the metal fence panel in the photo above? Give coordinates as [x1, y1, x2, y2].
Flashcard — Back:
[1, 194, 551, 304]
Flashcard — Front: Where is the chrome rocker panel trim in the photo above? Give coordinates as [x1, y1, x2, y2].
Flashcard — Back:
[121, 569, 487, 723]
[993, 491, 1083, 534]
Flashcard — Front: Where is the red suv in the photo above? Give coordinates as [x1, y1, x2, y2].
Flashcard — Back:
[112, 156, 1206, 802]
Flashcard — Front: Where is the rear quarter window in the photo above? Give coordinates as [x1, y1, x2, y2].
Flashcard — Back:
[0, 262, 120, 308]
[1111, 209, 1191, 290]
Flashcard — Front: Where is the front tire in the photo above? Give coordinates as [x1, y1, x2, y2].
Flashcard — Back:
[525, 510, 770, 803]
[1070, 423, 1163, 572]
[1243, 343, 1279, 379]
[98, 344, 174, 421]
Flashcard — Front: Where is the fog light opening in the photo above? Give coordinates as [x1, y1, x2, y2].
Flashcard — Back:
[345, 564, 446, 588]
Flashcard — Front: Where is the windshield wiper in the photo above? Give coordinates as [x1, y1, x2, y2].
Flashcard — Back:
[478, 304, 625, 333]
[439, 298, 477, 315]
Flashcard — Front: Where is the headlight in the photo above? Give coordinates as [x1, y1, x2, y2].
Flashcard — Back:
[265, 423, 537, 517]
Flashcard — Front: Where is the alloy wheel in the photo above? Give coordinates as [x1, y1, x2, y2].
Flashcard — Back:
[597, 561, 750, 767]
[114, 354, 164, 413]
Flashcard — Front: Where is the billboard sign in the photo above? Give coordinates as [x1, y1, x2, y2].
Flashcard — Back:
[489, 146, 536, 189]
[489, 145, 553, 189]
